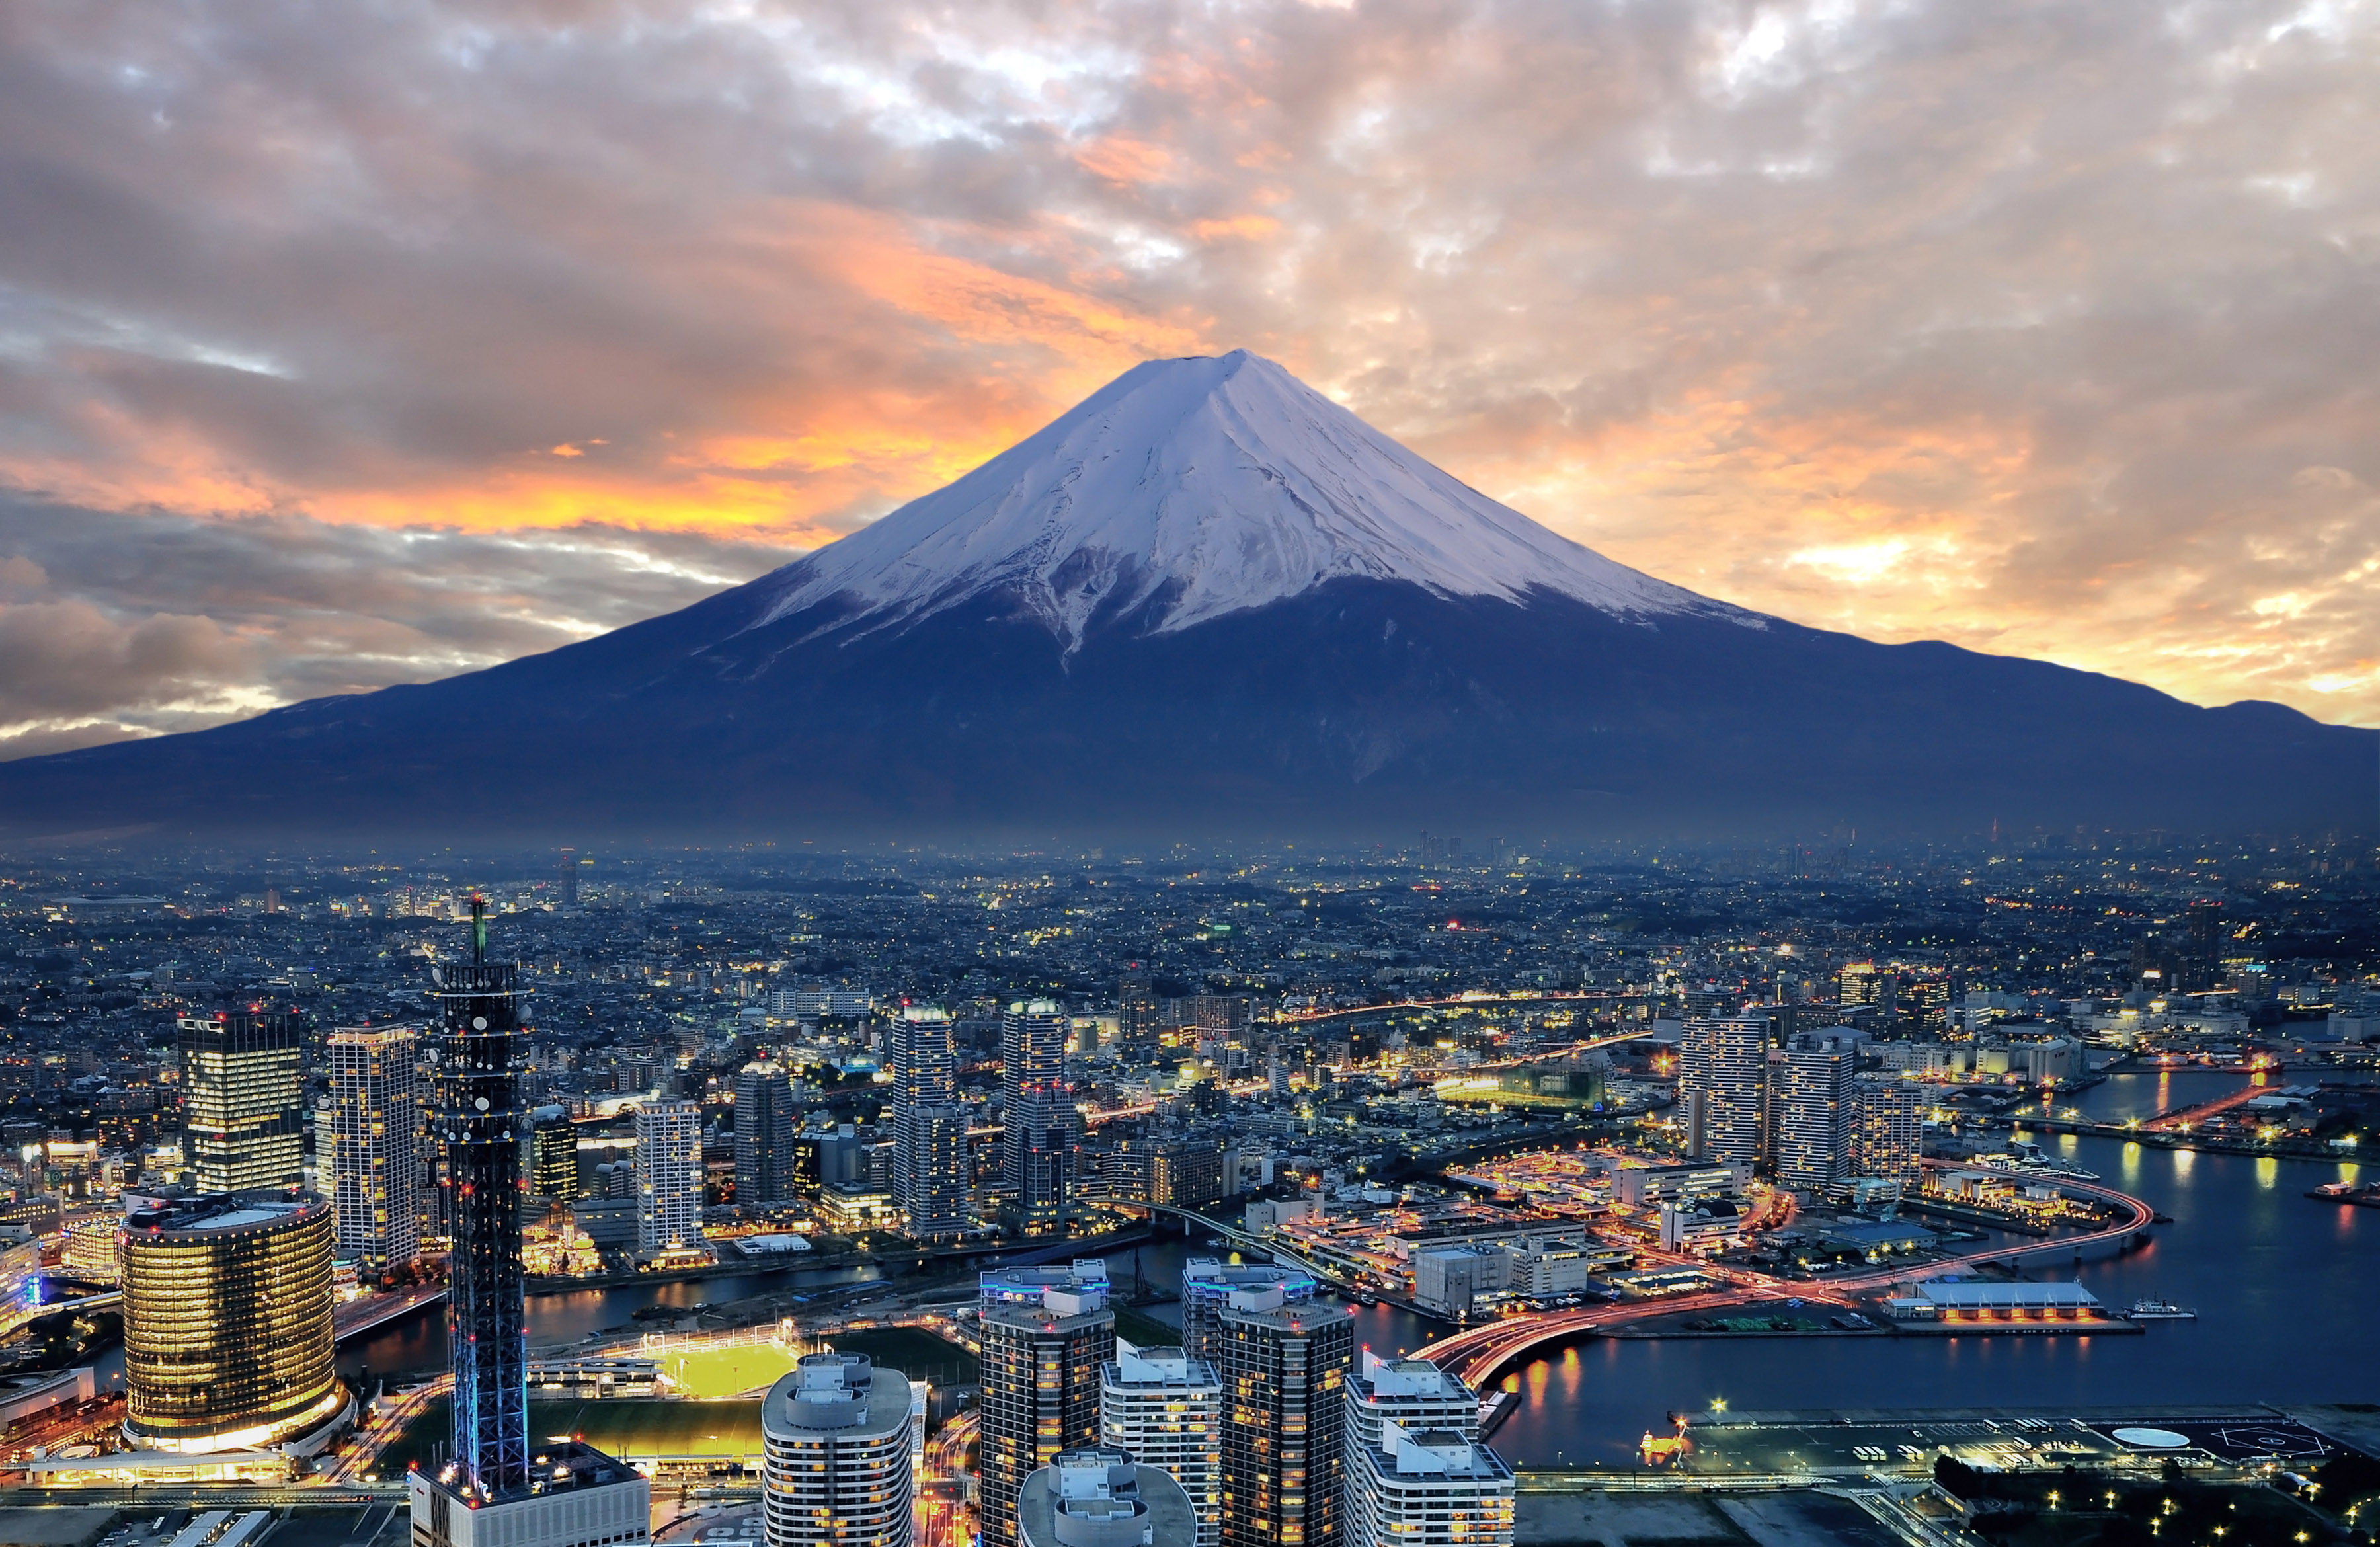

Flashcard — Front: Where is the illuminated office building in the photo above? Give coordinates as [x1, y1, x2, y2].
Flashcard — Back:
[179, 1010, 303, 1193]
[325, 1025, 421, 1275]
[977, 1263, 1115, 1547]
[119, 1192, 347, 1454]
[530, 1106, 579, 1201]
[761, 1353, 914, 1547]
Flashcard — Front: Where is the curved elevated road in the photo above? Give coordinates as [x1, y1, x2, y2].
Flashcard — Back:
[1417, 1162, 2155, 1389]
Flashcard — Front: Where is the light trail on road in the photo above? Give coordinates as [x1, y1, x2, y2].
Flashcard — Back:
[1417, 1162, 2155, 1388]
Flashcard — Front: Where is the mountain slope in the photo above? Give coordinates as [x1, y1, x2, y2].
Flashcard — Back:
[741, 349, 1732, 648]
[0, 352, 2369, 844]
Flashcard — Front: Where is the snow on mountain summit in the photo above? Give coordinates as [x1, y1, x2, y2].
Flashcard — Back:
[749, 350, 1731, 645]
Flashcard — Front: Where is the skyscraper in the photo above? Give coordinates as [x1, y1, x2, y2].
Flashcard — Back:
[1344, 1351, 1477, 1450]
[1101, 1341, 1223, 1547]
[178, 1010, 303, 1193]
[411, 898, 649, 1545]
[1002, 1000, 1075, 1229]
[1343, 1422, 1512, 1547]
[1773, 1049, 1856, 1192]
[892, 1008, 969, 1242]
[976, 1263, 1115, 1547]
[529, 1106, 579, 1201]
[735, 1059, 797, 1209]
[1216, 1288, 1355, 1547]
[427, 898, 533, 1500]
[325, 1025, 422, 1275]
[1019, 1450, 1199, 1547]
[1179, 1259, 1317, 1370]
[119, 1192, 344, 1454]
[761, 1352, 914, 1547]
[1677, 1016, 1767, 1168]
[636, 1097, 705, 1257]
[1852, 1074, 1925, 1185]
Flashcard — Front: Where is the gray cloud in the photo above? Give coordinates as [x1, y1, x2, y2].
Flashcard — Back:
[0, 500, 797, 756]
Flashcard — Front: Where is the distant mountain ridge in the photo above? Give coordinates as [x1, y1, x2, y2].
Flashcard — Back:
[0, 352, 2369, 844]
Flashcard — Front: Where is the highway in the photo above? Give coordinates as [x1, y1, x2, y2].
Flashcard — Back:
[334, 1285, 448, 1343]
[323, 1376, 451, 1486]
[1417, 1162, 2156, 1388]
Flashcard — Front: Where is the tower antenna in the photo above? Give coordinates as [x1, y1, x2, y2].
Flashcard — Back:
[471, 892, 487, 963]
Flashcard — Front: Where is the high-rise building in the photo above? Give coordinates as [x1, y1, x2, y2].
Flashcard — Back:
[529, 1106, 579, 1201]
[1344, 1351, 1476, 1451]
[1773, 1049, 1856, 1192]
[1117, 974, 1162, 1053]
[736, 1060, 798, 1209]
[178, 1010, 303, 1193]
[558, 848, 578, 908]
[977, 1263, 1116, 1547]
[636, 1098, 705, 1257]
[1002, 1000, 1076, 1228]
[760, 1352, 914, 1547]
[1216, 1289, 1356, 1547]
[1677, 1016, 1767, 1168]
[1851, 1075, 1925, 1185]
[118, 1192, 346, 1453]
[325, 1025, 421, 1275]
[892, 1008, 969, 1242]
[1179, 1259, 1317, 1370]
[1100, 1341, 1223, 1547]
[1344, 1421, 1512, 1547]
[1018, 1450, 1199, 1547]
[411, 898, 649, 1546]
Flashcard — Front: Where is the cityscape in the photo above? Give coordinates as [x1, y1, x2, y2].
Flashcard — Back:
[0, 834, 2372, 1546]
[3, 3, 2379, 1547]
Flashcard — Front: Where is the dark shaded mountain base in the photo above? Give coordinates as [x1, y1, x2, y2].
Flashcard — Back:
[1, 582, 2370, 844]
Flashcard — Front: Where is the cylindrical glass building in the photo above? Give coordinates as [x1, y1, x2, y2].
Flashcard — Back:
[119, 1193, 342, 1452]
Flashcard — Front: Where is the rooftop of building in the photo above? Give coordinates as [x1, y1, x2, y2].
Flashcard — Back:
[1018, 1449, 1198, 1547]
[761, 1353, 912, 1441]
[1105, 1341, 1218, 1388]
[121, 1191, 321, 1238]
[418, 1439, 643, 1505]
[1372, 1421, 1513, 1482]
[1355, 1351, 1472, 1402]
[1182, 1257, 1316, 1294]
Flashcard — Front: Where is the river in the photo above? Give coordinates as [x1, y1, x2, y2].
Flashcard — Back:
[337, 1067, 2377, 1466]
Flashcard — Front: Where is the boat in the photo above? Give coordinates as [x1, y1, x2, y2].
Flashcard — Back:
[2307, 1182, 2380, 1209]
[2124, 1299, 2196, 1320]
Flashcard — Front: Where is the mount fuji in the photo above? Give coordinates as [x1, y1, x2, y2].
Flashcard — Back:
[1, 350, 2370, 844]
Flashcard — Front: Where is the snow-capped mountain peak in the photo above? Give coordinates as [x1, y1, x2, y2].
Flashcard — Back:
[747, 350, 1729, 646]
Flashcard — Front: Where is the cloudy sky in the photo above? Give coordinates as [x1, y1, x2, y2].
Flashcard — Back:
[3, 0, 2375, 758]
